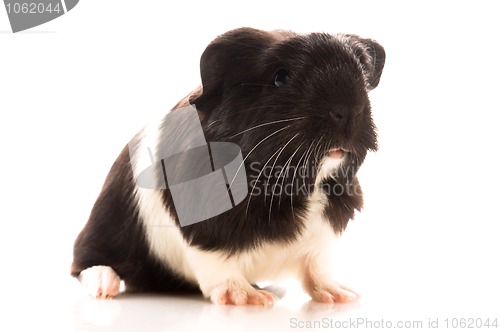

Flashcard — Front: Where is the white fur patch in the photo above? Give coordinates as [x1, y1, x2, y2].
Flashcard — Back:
[131, 115, 197, 284]
[315, 155, 346, 186]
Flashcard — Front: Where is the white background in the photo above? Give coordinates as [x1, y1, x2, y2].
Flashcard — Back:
[1, 1, 499, 331]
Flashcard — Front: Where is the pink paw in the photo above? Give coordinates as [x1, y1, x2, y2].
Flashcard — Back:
[303, 265, 360, 304]
[310, 284, 360, 303]
[79, 266, 121, 299]
[210, 281, 275, 306]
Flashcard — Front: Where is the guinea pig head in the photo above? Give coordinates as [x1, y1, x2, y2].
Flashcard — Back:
[191, 27, 385, 198]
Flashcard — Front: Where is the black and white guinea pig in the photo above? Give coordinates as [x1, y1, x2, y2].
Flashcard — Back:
[71, 27, 385, 306]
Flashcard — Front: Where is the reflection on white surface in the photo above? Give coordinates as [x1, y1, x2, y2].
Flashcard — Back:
[10, 274, 496, 332]
[4, 261, 497, 332]
[78, 296, 122, 326]
[69, 285, 374, 331]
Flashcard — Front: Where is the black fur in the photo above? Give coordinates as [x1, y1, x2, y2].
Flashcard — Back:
[72, 27, 385, 292]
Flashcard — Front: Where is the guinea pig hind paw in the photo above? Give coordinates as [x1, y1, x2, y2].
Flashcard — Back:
[79, 265, 121, 299]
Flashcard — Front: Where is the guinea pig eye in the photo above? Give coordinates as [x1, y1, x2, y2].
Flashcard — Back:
[274, 69, 289, 87]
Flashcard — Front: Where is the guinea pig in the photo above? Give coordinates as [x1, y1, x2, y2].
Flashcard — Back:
[71, 27, 385, 305]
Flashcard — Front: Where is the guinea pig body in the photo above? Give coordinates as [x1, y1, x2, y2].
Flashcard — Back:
[71, 27, 385, 305]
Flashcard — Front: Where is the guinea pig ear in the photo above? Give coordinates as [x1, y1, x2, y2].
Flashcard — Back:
[348, 36, 386, 90]
[194, 28, 275, 109]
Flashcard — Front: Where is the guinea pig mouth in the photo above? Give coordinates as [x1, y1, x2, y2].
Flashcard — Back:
[327, 148, 347, 159]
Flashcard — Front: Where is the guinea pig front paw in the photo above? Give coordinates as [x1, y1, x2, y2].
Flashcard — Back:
[79, 265, 121, 299]
[307, 283, 359, 303]
[302, 270, 359, 303]
[208, 279, 275, 306]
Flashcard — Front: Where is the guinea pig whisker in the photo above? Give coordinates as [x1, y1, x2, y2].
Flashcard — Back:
[299, 144, 310, 190]
[245, 142, 285, 219]
[277, 140, 304, 210]
[301, 139, 317, 188]
[297, 140, 315, 195]
[205, 108, 267, 126]
[228, 125, 290, 189]
[268, 134, 299, 226]
[230, 117, 305, 139]
[315, 137, 325, 165]
[290, 146, 309, 221]
[303, 138, 322, 189]
[206, 120, 220, 128]
[264, 134, 298, 207]
[313, 134, 326, 164]
[320, 141, 328, 161]
[263, 140, 291, 207]
[271, 134, 300, 195]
